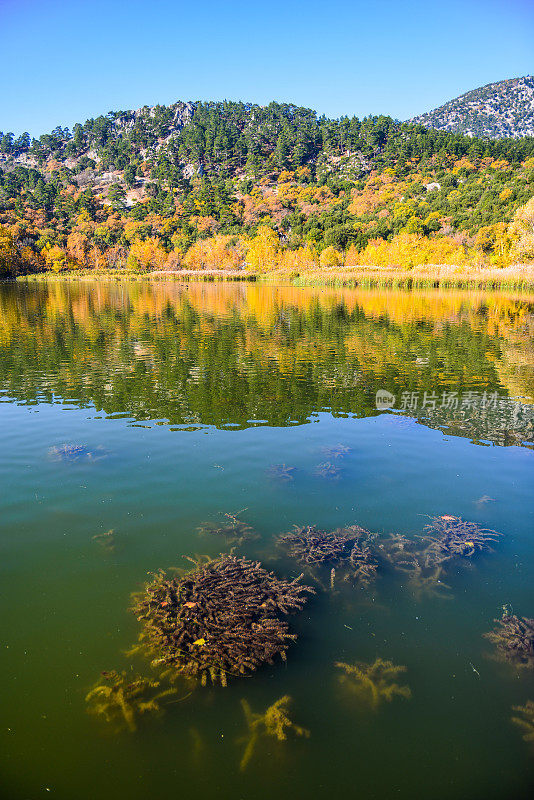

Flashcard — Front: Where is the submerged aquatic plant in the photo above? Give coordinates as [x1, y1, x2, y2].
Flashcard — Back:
[484, 615, 534, 669]
[238, 695, 310, 771]
[335, 658, 411, 709]
[375, 533, 420, 574]
[348, 538, 379, 588]
[48, 444, 95, 462]
[405, 562, 451, 601]
[278, 525, 353, 566]
[321, 444, 351, 459]
[131, 555, 314, 687]
[92, 528, 116, 552]
[198, 509, 258, 546]
[278, 523, 377, 587]
[266, 463, 296, 481]
[314, 461, 341, 479]
[374, 518, 498, 601]
[197, 521, 257, 546]
[85, 670, 175, 732]
[511, 700, 534, 744]
[420, 515, 500, 567]
[375, 532, 451, 600]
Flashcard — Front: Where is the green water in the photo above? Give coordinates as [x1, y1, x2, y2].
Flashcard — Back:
[0, 281, 533, 800]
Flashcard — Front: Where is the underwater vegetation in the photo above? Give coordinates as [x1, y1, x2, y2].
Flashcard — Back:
[92, 528, 117, 552]
[189, 726, 205, 767]
[82, 509, 508, 753]
[278, 524, 355, 566]
[130, 555, 314, 687]
[419, 515, 501, 567]
[278, 515, 502, 601]
[48, 443, 100, 462]
[347, 535, 379, 588]
[511, 701, 534, 745]
[314, 461, 341, 479]
[335, 658, 412, 709]
[277, 523, 378, 587]
[266, 463, 296, 481]
[238, 695, 310, 771]
[375, 533, 421, 573]
[197, 511, 258, 546]
[405, 563, 451, 601]
[376, 533, 452, 600]
[484, 615, 534, 669]
[374, 517, 502, 601]
[313, 443, 351, 479]
[85, 670, 176, 732]
[321, 444, 351, 459]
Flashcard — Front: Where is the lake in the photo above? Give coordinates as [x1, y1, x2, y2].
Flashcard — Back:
[0, 280, 533, 800]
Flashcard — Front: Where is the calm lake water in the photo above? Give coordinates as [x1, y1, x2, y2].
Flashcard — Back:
[0, 280, 533, 800]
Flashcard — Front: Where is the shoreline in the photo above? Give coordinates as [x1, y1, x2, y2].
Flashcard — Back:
[12, 263, 534, 290]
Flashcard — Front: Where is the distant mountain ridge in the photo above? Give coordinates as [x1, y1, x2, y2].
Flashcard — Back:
[1, 78, 534, 279]
[410, 76, 534, 139]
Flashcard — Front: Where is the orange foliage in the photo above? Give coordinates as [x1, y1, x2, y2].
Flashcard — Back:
[357, 233, 468, 268]
[127, 237, 168, 271]
[183, 235, 245, 270]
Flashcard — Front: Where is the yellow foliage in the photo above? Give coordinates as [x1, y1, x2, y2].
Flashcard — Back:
[277, 170, 294, 184]
[508, 197, 534, 263]
[183, 235, 245, 270]
[41, 243, 77, 272]
[474, 224, 511, 266]
[0, 227, 17, 276]
[245, 226, 280, 272]
[319, 246, 343, 267]
[126, 237, 168, 271]
[359, 233, 468, 268]
[278, 244, 318, 271]
[452, 157, 475, 173]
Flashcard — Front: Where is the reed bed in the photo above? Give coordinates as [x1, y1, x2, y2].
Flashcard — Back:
[17, 269, 257, 283]
[15, 263, 534, 289]
[275, 264, 534, 290]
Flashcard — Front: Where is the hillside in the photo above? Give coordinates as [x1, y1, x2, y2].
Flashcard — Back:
[0, 95, 534, 276]
[410, 76, 534, 139]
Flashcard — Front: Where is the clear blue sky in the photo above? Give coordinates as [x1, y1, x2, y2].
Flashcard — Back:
[1, 0, 532, 137]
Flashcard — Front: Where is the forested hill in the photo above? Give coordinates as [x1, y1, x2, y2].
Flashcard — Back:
[0, 99, 534, 274]
[410, 76, 534, 139]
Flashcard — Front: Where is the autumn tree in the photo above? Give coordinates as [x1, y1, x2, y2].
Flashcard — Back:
[245, 226, 279, 272]
[319, 246, 343, 267]
[509, 197, 534, 263]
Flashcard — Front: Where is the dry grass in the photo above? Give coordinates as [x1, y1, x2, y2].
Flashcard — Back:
[17, 268, 256, 283]
[16, 263, 534, 290]
[272, 263, 534, 290]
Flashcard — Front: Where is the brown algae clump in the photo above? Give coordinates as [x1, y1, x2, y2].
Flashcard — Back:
[278, 525, 353, 566]
[484, 615, 534, 669]
[321, 444, 351, 459]
[420, 515, 500, 567]
[335, 658, 411, 709]
[373, 517, 501, 600]
[239, 695, 310, 771]
[197, 508, 257, 546]
[376, 533, 421, 574]
[265, 464, 296, 481]
[197, 520, 257, 546]
[511, 700, 534, 744]
[131, 555, 314, 687]
[85, 670, 176, 732]
[314, 461, 341, 479]
[278, 523, 378, 587]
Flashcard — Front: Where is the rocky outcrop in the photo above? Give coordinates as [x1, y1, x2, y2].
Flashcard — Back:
[410, 76, 534, 139]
